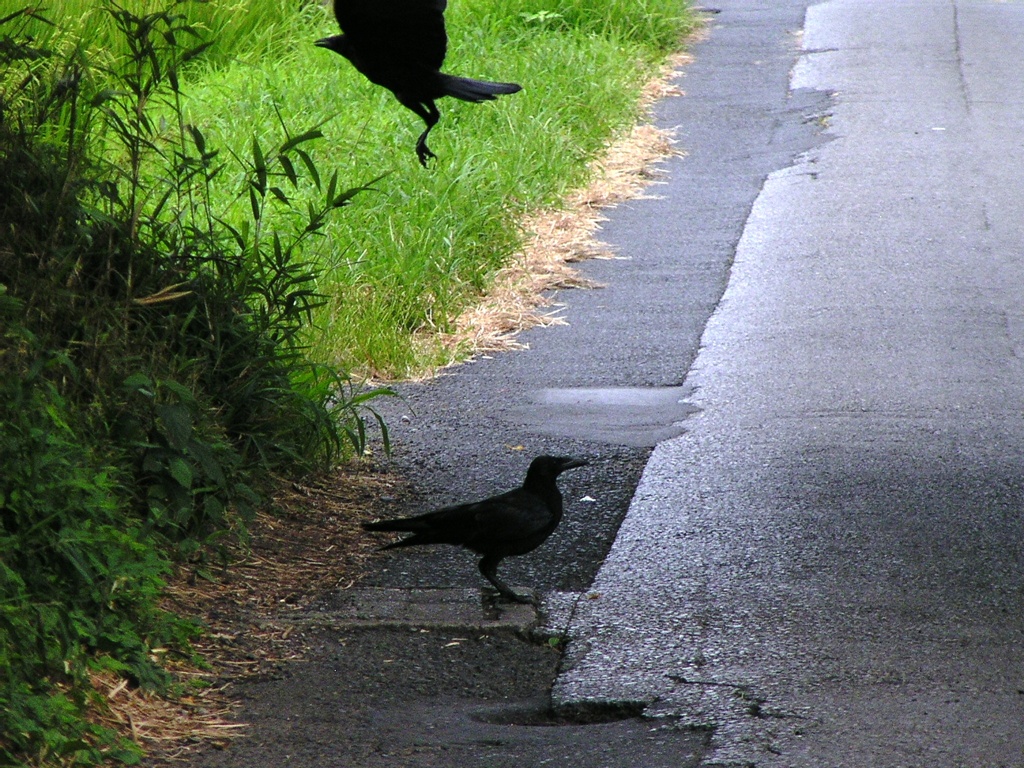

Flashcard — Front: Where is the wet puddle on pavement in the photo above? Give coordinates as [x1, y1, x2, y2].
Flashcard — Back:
[509, 386, 699, 447]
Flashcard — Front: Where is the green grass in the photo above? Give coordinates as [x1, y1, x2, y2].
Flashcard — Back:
[20, 0, 696, 378]
[12, 0, 309, 66]
[215, 0, 694, 375]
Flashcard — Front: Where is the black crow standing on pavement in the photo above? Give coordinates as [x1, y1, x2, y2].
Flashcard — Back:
[362, 455, 587, 603]
[315, 0, 522, 166]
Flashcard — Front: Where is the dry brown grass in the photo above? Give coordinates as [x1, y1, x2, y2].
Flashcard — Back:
[89, 669, 243, 761]
[430, 49, 694, 361]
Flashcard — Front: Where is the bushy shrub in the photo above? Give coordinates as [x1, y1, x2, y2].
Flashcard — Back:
[0, 350, 192, 766]
[0, 4, 389, 763]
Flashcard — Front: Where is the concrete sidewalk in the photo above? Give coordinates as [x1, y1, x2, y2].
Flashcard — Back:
[555, 2, 1024, 765]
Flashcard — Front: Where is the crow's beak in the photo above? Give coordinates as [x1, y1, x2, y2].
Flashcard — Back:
[560, 457, 588, 471]
[314, 37, 331, 48]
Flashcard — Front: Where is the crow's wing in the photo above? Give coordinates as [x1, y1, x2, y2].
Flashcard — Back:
[460, 488, 555, 548]
[332, 0, 448, 71]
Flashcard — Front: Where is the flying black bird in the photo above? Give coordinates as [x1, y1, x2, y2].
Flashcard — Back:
[315, 0, 522, 166]
[362, 455, 587, 603]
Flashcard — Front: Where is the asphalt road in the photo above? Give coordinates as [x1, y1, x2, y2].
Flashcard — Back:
[555, 1, 1024, 766]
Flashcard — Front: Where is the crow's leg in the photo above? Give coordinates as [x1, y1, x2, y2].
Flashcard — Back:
[478, 554, 533, 604]
[415, 127, 437, 167]
[399, 98, 440, 167]
[414, 102, 439, 167]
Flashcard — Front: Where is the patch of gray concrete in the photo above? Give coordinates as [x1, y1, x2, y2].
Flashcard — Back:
[293, 586, 585, 642]
[534, 589, 583, 640]
[299, 587, 538, 632]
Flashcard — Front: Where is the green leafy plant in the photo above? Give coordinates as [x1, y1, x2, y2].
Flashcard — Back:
[0, 351, 194, 767]
[0, 4, 391, 763]
[117, 373, 258, 547]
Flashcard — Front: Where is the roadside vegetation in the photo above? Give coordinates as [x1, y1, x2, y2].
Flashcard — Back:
[19, 0, 695, 376]
[0, 0, 695, 765]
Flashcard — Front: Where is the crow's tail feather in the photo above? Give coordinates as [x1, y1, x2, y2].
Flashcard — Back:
[441, 74, 522, 103]
[362, 518, 424, 533]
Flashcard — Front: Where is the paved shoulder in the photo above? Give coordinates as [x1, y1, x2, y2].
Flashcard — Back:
[556, 1, 1024, 765]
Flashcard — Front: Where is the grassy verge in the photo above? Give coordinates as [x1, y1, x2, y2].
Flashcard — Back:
[189, 0, 696, 375]
[24, 0, 696, 377]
